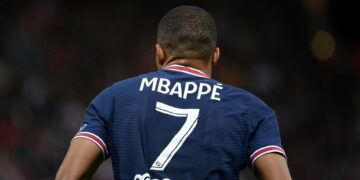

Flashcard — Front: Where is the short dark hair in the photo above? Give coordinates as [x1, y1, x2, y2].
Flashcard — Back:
[157, 6, 217, 61]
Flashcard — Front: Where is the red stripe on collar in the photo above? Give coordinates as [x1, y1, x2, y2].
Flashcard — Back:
[164, 64, 209, 78]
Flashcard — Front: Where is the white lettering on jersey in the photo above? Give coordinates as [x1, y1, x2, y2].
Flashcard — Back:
[211, 83, 223, 101]
[139, 78, 158, 91]
[169, 82, 182, 98]
[134, 173, 150, 180]
[134, 173, 170, 180]
[139, 77, 222, 101]
[197, 83, 211, 100]
[183, 82, 197, 99]
[157, 78, 171, 94]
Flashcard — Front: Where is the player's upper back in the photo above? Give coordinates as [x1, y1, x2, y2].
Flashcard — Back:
[79, 64, 285, 180]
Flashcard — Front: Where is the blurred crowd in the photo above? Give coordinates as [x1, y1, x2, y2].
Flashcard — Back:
[0, 0, 359, 179]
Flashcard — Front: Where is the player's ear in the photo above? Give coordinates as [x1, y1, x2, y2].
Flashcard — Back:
[156, 44, 167, 69]
[211, 47, 220, 66]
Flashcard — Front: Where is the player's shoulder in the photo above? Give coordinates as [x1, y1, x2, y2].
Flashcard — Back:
[105, 71, 158, 93]
[220, 83, 274, 115]
[89, 72, 158, 108]
[221, 83, 264, 104]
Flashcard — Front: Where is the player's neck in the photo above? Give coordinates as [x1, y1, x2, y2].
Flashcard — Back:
[164, 59, 212, 78]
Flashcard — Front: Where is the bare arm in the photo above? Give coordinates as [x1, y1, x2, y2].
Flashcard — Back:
[253, 153, 292, 180]
[56, 138, 103, 180]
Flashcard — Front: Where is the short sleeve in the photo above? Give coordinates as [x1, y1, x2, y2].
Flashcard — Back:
[72, 87, 113, 159]
[248, 108, 286, 166]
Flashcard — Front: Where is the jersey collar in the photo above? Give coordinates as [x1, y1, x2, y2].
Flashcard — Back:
[164, 64, 210, 79]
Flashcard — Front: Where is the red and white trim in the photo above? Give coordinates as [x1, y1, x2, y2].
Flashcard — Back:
[164, 64, 209, 78]
[250, 145, 286, 165]
[72, 132, 109, 159]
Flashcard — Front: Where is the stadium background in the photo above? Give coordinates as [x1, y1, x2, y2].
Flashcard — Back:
[0, 0, 358, 179]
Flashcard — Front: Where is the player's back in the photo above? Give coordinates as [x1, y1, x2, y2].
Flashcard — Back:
[76, 64, 285, 180]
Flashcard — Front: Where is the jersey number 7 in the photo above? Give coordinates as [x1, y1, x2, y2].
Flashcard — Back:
[150, 102, 200, 171]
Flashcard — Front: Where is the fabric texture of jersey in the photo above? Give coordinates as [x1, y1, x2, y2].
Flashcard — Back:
[72, 64, 286, 180]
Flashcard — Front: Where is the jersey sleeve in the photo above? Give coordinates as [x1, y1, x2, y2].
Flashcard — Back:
[247, 105, 286, 166]
[72, 87, 113, 159]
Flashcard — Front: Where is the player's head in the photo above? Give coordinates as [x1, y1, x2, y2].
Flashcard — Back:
[156, 6, 220, 68]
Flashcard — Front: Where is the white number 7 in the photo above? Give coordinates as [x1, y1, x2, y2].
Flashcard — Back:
[150, 101, 200, 171]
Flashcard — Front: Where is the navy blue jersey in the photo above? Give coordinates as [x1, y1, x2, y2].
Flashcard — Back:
[73, 64, 286, 180]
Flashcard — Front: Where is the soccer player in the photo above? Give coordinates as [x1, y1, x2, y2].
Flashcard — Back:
[56, 6, 291, 180]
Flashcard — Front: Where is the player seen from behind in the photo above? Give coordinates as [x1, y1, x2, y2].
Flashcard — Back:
[56, 5, 292, 180]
